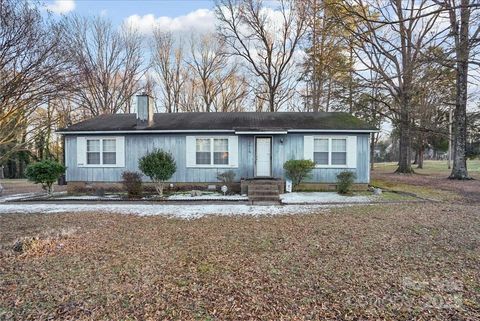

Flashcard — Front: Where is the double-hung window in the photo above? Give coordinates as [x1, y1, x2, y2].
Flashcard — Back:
[86, 138, 117, 165]
[313, 137, 347, 166]
[195, 138, 229, 165]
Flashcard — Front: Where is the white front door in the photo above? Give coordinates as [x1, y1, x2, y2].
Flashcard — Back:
[255, 137, 271, 177]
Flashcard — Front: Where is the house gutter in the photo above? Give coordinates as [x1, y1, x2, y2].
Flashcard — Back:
[57, 129, 379, 135]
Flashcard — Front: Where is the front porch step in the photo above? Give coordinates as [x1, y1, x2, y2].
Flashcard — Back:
[250, 196, 280, 202]
[248, 186, 279, 192]
[247, 179, 281, 204]
[249, 190, 279, 196]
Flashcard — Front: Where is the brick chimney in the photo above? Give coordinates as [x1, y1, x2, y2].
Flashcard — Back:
[136, 93, 154, 128]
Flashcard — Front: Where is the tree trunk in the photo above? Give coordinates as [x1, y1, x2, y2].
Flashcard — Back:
[154, 181, 164, 197]
[417, 147, 424, 169]
[449, 68, 469, 179]
[449, 0, 470, 179]
[395, 98, 413, 173]
[268, 91, 275, 112]
[348, 40, 354, 114]
[325, 79, 332, 112]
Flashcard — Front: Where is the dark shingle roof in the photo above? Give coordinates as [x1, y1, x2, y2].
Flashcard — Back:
[59, 112, 377, 133]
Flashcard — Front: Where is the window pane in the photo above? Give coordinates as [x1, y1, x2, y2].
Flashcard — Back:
[314, 138, 328, 152]
[214, 152, 229, 164]
[87, 152, 100, 164]
[103, 152, 116, 164]
[103, 139, 116, 152]
[196, 139, 210, 152]
[332, 152, 347, 165]
[214, 139, 228, 152]
[314, 152, 329, 165]
[332, 139, 346, 152]
[87, 140, 100, 152]
[196, 138, 211, 165]
[213, 139, 229, 164]
[196, 152, 211, 165]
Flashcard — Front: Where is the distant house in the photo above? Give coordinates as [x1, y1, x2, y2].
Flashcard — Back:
[58, 95, 377, 190]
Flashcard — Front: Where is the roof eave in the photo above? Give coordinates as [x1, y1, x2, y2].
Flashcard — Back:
[56, 128, 379, 135]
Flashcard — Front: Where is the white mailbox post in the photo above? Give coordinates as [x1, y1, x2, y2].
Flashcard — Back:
[285, 179, 292, 193]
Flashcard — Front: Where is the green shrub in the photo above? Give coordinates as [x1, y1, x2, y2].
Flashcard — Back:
[283, 159, 316, 191]
[122, 171, 143, 198]
[336, 171, 356, 194]
[25, 160, 66, 195]
[138, 149, 176, 197]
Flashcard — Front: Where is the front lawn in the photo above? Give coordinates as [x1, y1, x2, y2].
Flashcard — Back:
[1, 203, 479, 320]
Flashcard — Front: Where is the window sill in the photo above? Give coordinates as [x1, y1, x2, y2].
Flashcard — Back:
[314, 165, 354, 169]
[78, 164, 123, 168]
[187, 165, 238, 169]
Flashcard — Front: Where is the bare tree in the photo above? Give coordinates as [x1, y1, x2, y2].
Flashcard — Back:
[302, 0, 357, 112]
[63, 16, 144, 116]
[152, 30, 187, 113]
[213, 70, 250, 111]
[215, 0, 307, 111]
[340, 0, 442, 173]
[0, 0, 68, 164]
[437, 0, 480, 179]
[411, 48, 455, 169]
[189, 34, 238, 112]
[179, 75, 203, 112]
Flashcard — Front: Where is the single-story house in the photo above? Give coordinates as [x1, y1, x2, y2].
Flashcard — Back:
[58, 95, 377, 191]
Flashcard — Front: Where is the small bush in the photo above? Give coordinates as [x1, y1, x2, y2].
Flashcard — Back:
[336, 171, 356, 194]
[283, 159, 316, 191]
[217, 170, 236, 195]
[217, 170, 236, 183]
[93, 187, 105, 197]
[138, 149, 176, 197]
[25, 160, 66, 195]
[122, 171, 143, 198]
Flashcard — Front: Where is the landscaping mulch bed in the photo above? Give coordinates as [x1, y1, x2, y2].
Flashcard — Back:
[1, 203, 479, 320]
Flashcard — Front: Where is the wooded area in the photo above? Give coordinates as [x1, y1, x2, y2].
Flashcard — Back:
[0, 0, 479, 179]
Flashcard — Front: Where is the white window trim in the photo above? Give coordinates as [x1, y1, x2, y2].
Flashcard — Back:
[313, 136, 348, 168]
[191, 136, 234, 168]
[81, 136, 123, 168]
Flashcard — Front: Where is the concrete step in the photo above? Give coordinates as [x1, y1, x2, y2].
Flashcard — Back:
[247, 180, 281, 203]
[248, 190, 279, 196]
[248, 179, 281, 183]
[248, 196, 280, 202]
[248, 185, 279, 191]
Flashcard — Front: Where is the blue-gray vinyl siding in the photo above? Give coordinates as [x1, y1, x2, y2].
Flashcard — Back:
[65, 133, 370, 184]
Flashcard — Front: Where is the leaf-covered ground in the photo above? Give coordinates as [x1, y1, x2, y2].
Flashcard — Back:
[1, 203, 479, 320]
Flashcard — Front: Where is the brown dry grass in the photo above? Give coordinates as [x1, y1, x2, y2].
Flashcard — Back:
[372, 161, 480, 203]
[1, 203, 479, 320]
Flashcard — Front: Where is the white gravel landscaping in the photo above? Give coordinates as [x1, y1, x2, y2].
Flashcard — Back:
[0, 203, 334, 219]
[0, 192, 378, 219]
[280, 192, 373, 204]
[0, 192, 42, 203]
[167, 193, 248, 201]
